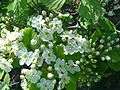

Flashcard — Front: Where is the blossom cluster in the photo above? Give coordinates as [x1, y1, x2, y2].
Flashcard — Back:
[20, 11, 103, 90]
[0, 10, 120, 90]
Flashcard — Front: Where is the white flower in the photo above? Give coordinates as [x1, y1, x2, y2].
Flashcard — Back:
[6, 31, 21, 41]
[66, 60, 80, 74]
[21, 69, 30, 74]
[0, 57, 13, 72]
[26, 69, 42, 84]
[61, 31, 90, 55]
[108, 11, 114, 16]
[57, 74, 70, 90]
[0, 28, 9, 38]
[16, 47, 39, 66]
[47, 73, 54, 79]
[13, 26, 19, 31]
[50, 18, 62, 28]
[30, 15, 45, 30]
[31, 39, 37, 45]
[75, 61, 80, 65]
[21, 78, 29, 90]
[0, 38, 5, 46]
[96, 51, 100, 56]
[37, 78, 56, 90]
[30, 64, 36, 69]
[39, 28, 54, 42]
[42, 48, 56, 64]
[0, 38, 6, 52]
[54, 58, 68, 78]
[11, 42, 20, 55]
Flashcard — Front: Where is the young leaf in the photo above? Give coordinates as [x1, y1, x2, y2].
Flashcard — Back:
[22, 28, 33, 49]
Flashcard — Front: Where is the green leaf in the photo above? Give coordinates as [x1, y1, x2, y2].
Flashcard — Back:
[7, 0, 18, 12]
[48, 0, 61, 9]
[54, 45, 65, 59]
[99, 17, 116, 34]
[12, 58, 20, 68]
[109, 62, 120, 72]
[0, 84, 10, 90]
[0, 69, 4, 80]
[66, 73, 79, 90]
[79, 5, 91, 21]
[4, 74, 10, 85]
[90, 28, 102, 43]
[42, 0, 66, 10]
[107, 48, 120, 71]
[22, 28, 33, 49]
[29, 83, 40, 90]
[108, 48, 120, 63]
[7, 0, 29, 27]
[79, 0, 103, 26]
[95, 62, 108, 74]
[7, 0, 28, 13]
[28, 0, 66, 11]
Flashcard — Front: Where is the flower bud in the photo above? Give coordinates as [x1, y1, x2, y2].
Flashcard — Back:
[108, 47, 112, 50]
[20, 75, 25, 79]
[45, 17, 49, 22]
[47, 66, 52, 71]
[99, 45, 104, 49]
[76, 60, 80, 65]
[47, 73, 54, 79]
[101, 57, 105, 61]
[100, 39, 104, 43]
[88, 55, 92, 59]
[96, 51, 100, 56]
[105, 56, 111, 61]
[30, 64, 36, 69]
[49, 13, 53, 18]
[42, 10, 47, 16]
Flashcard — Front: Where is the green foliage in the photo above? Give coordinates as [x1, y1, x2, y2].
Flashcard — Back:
[7, 0, 29, 27]
[79, 0, 103, 28]
[98, 17, 116, 34]
[90, 16, 116, 43]
[66, 73, 79, 90]
[22, 28, 34, 50]
[107, 48, 120, 71]
[28, 0, 66, 11]
[41, 0, 66, 11]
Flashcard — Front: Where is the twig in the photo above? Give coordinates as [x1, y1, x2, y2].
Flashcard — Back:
[116, 20, 120, 26]
[11, 82, 20, 86]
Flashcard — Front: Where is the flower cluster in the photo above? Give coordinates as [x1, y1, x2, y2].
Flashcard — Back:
[60, 30, 90, 55]
[0, 23, 22, 72]
[19, 11, 103, 90]
[28, 12, 63, 42]
[0, 10, 120, 90]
